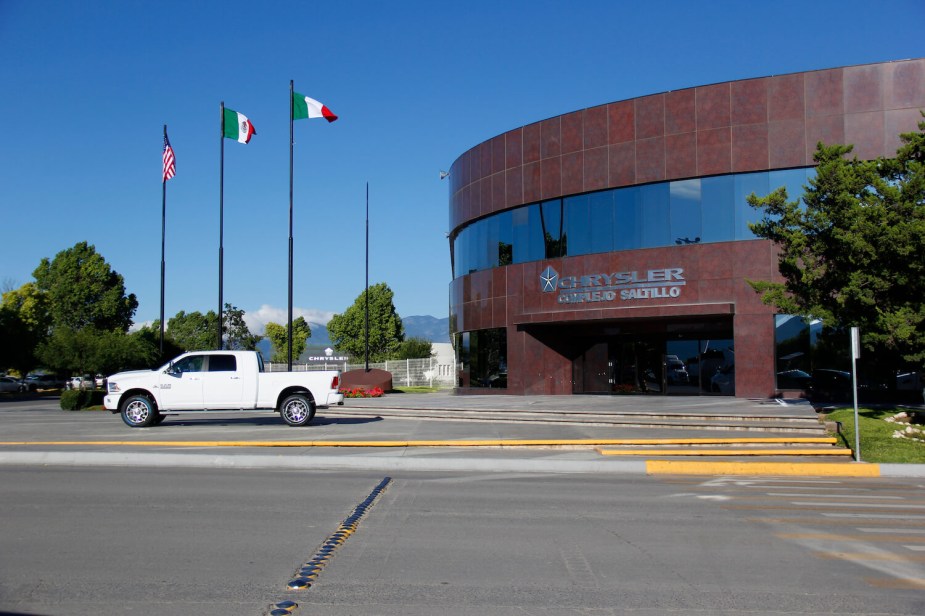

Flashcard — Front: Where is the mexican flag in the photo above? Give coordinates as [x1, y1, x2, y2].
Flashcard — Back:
[223, 107, 257, 143]
[293, 92, 338, 122]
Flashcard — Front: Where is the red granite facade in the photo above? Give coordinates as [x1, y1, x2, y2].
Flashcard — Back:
[448, 60, 925, 398]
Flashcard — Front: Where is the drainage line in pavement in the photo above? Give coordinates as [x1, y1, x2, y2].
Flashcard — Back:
[268, 476, 392, 613]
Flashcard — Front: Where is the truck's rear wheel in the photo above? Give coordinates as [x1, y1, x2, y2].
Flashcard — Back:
[120, 395, 156, 428]
[280, 393, 315, 427]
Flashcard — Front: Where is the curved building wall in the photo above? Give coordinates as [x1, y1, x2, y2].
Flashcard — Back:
[448, 59, 925, 397]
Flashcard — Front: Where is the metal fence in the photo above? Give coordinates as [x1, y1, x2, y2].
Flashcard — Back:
[264, 357, 456, 389]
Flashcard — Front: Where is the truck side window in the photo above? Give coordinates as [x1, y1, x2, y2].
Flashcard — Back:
[174, 356, 204, 373]
[207, 355, 237, 372]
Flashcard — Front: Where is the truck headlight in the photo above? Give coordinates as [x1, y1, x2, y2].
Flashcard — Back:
[108, 382, 121, 393]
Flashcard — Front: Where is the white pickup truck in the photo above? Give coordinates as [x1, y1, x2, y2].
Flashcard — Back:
[104, 350, 343, 428]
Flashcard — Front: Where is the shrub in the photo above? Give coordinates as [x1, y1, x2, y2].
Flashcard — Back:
[59, 389, 102, 410]
[60, 389, 91, 411]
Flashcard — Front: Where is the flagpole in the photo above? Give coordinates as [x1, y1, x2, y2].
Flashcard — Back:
[365, 182, 370, 372]
[160, 125, 168, 356]
[288, 80, 295, 370]
[218, 102, 225, 350]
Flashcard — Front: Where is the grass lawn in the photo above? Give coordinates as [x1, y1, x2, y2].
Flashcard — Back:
[389, 386, 444, 394]
[824, 407, 925, 463]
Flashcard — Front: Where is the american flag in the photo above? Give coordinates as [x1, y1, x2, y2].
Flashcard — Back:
[162, 132, 176, 182]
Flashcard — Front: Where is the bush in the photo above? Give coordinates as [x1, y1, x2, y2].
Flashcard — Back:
[59, 389, 104, 410]
[60, 389, 90, 410]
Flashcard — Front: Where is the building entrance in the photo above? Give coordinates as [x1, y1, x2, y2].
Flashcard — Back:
[570, 319, 734, 396]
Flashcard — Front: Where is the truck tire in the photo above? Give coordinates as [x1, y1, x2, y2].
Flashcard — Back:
[280, 393, 315, 427]
[120, 394, 157, 428]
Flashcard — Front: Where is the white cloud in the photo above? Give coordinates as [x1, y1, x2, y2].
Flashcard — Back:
[244, 304, 336, 336]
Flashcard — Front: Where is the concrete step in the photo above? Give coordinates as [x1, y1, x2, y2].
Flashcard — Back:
[328, 406, 827, 434]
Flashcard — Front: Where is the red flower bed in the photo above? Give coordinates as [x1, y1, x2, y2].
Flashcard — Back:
[339, 386, 384, 398]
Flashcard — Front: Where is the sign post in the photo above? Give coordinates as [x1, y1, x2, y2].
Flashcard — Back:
[851, 326, 861, 462]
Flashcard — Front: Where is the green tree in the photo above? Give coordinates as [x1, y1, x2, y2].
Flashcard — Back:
[33, 242, 138, 332]
[0, 283, 51, 376]
[133, 322, 184, 364]
[264, 317, 312, 363]
[37, 327, 158, 378]
[166, 310, 216, 351]
[748, 119, 925, 369]
[223, 304, 261, 350]
[164, 303, 258, 352]
[328, 283, 405, 362]
[392, 337, 433, 360]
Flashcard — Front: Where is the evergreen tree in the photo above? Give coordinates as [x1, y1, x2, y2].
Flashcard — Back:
[748, 118, 925, 370]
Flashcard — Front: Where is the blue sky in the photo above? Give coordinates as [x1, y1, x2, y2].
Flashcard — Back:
[1, 0, 922, 333]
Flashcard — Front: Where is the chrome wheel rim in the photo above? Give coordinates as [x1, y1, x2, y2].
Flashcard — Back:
[125, 400, 149, 425]
[283, 399, 308, 423]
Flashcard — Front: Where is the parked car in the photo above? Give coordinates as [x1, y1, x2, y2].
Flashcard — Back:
[66, 375, 96, 390]
[809, 369, 852, 402]
[710, 364, 735, 394]
[666, 355, 689, 385]
[27, 374, 66, 389]
[0, 376, 25, 393]
[776, 369, 813, 390]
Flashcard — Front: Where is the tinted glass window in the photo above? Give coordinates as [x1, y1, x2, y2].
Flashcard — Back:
[540, 199, 565, 258]
[513, 204, 543, 263]
[564, 194, 591, 256]
[614, 188, 639, 250]
[208, 355, 237, 372]
[734, 172, 769, 240]
[700, 175, 735, 243]
[450, 167, 815, 279]
[670, 179, 702, 245]
[589, 191, 615, 253]
[496, 210, 513, 266]
[457, 328, 507, 389]
[639, 183, 670, 248]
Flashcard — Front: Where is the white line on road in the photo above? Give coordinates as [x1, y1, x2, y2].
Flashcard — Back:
[792, 501, 925, 509]
[769, 493, 903, 499]
[858, 528, 925, 534]
[823, 513, 925, 519]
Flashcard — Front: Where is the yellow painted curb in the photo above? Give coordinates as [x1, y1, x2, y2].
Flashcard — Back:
[645, 460, 881, 477]
[0, 436, 838, 449]
[598, 448, 852, 457]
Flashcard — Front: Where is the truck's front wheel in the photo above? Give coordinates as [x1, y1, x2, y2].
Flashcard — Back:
[280, 393, 315, 427]
[120, 395, 157, 428]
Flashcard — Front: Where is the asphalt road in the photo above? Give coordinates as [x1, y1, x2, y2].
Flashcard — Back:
[1, 466, 924, 615]
[2, 394, 924, 615]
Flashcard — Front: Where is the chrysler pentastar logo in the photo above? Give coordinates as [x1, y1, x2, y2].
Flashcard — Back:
[540, 266, 559, 292]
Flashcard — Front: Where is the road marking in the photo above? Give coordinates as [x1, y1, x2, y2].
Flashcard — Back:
[647, 461, 881, 477]
[904, 545, 925, 551]
[768, 493, 903, 499]
[823, 513, 925, 520]
[865, 577, 925, 589]
[815, 551, 925, 562]
[791, 501, 925, 509]
[777, 532, 925, 544]
[859, 527, 925, 534]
